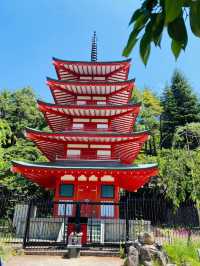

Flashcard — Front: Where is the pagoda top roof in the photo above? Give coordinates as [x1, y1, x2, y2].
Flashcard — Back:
[52, 57, 131, 65]
[52, 58, 131, 81]
[12, 160, 157, 170]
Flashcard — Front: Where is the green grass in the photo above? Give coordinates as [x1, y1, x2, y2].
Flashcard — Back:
[164, 240, 200, 266]
[0, 243, 12, 262]
[0, 242, 23, 262]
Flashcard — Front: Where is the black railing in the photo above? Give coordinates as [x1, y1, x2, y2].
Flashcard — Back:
[0, 196, 200, 249]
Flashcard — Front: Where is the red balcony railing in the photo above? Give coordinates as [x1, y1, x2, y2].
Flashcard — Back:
[70, 127, 113, 132]
[56, 155, 119, 161]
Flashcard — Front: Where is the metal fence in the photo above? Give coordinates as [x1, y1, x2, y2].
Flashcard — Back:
[0, 196, 200, 249]
[0, 195, 27, 245]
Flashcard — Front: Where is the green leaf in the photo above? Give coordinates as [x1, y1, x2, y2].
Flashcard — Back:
[140, 33, 151, 65]
[152, 13, 165, 47]
[153, 33, 162, 47]
[171, 39, 182, 60]
[190, 0, 200, 37]
[123, 6, 150, 58]
[123, 11, 150, 57]
[122, 30, 138, 57]
[145, 14, 157, 34]
[134, 13, 149, 30]
[167, 15, 188, 49]
[129, 9, 143, 25]
[165, 0, 182, 23]
[144, 13, 164, 48]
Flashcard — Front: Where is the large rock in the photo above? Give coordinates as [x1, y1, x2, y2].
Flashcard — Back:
[127, 246, 139, 266]
[126, 232, 169, 266]
[140, 245, 168, 266]
[143, 232, 155, 245]
[140, 245, 152, 265]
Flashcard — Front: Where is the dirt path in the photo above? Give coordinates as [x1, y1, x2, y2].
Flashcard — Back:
[6, 255, 124, 266]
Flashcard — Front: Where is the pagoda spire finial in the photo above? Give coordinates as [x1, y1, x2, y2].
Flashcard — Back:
[91, 31, 97, 62]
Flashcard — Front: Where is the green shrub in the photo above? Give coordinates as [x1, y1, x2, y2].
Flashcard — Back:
[119, 242, 126, 259]
[152, 258, 162, 266]
[164, 240, 200, 266]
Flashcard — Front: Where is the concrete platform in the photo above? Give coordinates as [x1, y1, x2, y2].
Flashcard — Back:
[6, 255, 123, 266]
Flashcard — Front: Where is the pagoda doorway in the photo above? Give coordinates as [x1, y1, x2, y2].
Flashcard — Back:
[67, 182, 98, 245]
[77, 182, 98, 218]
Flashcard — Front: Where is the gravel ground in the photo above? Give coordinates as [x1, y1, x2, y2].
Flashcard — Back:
[5, 255, 124, 266]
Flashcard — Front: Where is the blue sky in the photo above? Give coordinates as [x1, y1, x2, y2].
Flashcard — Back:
[0, 0, 199, 102]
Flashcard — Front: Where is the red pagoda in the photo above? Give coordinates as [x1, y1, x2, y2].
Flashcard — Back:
[11, 33, 157, 219]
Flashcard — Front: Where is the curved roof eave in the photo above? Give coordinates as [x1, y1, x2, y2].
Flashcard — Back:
[46, 77, 135, 85]
[25, 127, 149, 137]
[52, 57, 132, 65]
[12, 160, 157, 171]
[37, 99, 141, 109]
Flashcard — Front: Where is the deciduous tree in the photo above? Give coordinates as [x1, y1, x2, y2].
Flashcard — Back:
[157, 149, 200, 208]
[132, 88, 162, 154]
[0, 87, 46, 138]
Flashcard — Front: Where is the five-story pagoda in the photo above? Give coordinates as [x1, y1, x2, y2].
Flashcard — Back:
[12, 33, 157, 219]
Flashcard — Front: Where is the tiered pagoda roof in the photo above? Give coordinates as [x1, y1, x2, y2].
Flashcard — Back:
[37, 100, 141, 133]
[12, 160, 157, 191]
[53, 58, 131, 81]
[24, 128, 149, 163]
[47, 78, 134, 105]
[12, 53, 157, 192]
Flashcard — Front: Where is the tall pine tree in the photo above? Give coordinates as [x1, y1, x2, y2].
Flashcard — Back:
[161, 70, 200, 148]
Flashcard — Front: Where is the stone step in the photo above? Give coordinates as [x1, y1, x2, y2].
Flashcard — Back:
[82, 249, 119, 257]
[24, 248, 119, 257]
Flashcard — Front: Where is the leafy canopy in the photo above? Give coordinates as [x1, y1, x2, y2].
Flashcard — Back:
[173, 122, 200, 149]
[0, 87, 45, 138]
[132, 87, 162, 131]
[132, 88, 163, 155]
[0, 87, 48, 198]
[0, 120, 12, 146]
[157, 149, 200, 208]
[0, 138, 48, 198]
[123, 0, 200, 64]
